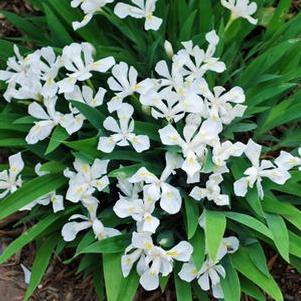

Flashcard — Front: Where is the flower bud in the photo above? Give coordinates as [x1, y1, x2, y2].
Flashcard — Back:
[164, 40, 174, 59]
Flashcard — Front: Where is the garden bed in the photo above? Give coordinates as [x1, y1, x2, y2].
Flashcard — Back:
[1, 0, 301, 300]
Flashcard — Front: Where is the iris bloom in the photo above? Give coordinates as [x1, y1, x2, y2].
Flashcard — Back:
[234, 139, 291, 199]
[122, 232, 193, 291]
[107, 62, 142, 112]
[114, 186, 160, 233]
[179, 236, 239, 298]
[62, 203, 120, 241]
[98, 103, 150, 153]
[199, 78, 247, 124]
[114, 0, 162, 31]
[0, 153, 24, 199]
[221, 0, 258, 25]
[71, 0, 114, 30]
[190, 174, 229, 206]
[159, 121, 221, 179]
[26, 97, 80, 144]
[65, 158, 110, 203]
[129, 152, 183, 214]
[58, 43, 115, 93]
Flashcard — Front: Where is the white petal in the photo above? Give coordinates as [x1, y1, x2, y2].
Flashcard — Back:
[93, 175, 110, 192]
[61, 222, 79, 242]
[264, 168, 291, 185]
[142, 213, 159, 233]
[140, 269, 159, 291]
[129, 167, 157, 183]
[9, 152, 24, 176]
[26, 121, 56, 144]
[129, 135, 150, 153]
[72, 14, 93, 31]
[122, 253, 137, 277]
[132, 232, 153, 250]
[160, 183, 182, 214]
[28, 102, 49, 120]
[159, 124, 183, 146]
[144, 15, 162, 31]
[189, 186, 204, 201]
[233, 177, 249, 197]
[58, 77, 77, 93]
[98, 136, 116, 153]
[244, 139, 261, 166]
[212, 283, 224, 299]
[198, 273, 210, 291]
[91, 159, 109, 177]
[92, 56, 115, 73]
[167, 241, 193, 261]
[20, 264, 31, 285]
[182, 152, 202, 178]
[178, 262, 198, 282]
[205, 30, 219, 45]
[52, 195, 64, 213]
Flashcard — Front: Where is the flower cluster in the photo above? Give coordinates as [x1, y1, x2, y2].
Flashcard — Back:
[70, 0, 257, 32]
[1, 0, 300, 298]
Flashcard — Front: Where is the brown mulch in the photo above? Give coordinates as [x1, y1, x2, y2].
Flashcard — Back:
[0, 213, 99, 301]
[0, 0, 34, 38]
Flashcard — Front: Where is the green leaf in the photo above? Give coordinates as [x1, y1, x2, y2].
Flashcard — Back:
[135, 121, 161, 142]
[108, 164, 144, 179]
[80, 234, 131, 254]
[288, 231, 301, 258]
[63, 137, 100, 157]
[189, 228, 205, 270]
[0, 10, 46, 42]
[103, 253, 122, 301]
[192, 282, 210, 301]
[103, 252, 139, 301]
[174, 262, 192, 301]
[13, 116, 35, 124]
[220, 256, 241, 301]
[180, 10, 197, 41]
[160, 275, 170, 292]
[240, 40, 300, 86]
[115, 270, 139, 301]
[47, 0, 100, 44]
[204, 210, 226, 261]
[263, 195, 301, 230]
[266, 0, 292, 35]
[93, 261, 105, 300]
[0, 138, 26, 147]
[43, 3, 73, 46]
[240, 276, 265, 301]
[71, 100, 105, 130]
[247, 242, 270, 277]
[0, 40, 27, 64]
[24, 235, 57, 300]
[184, 197, 199, 239]
[198, 0, 213, 32]
[224, 212, 272, 239]
[232, 248, 283, 301]
[0, 114, 31, 132]
[39, 161, 66, 174]
[265, 213, 290, 262]
[0, 174, 67, 221]
[45, 126, 69, 155]
[201, 149, 214, 173]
